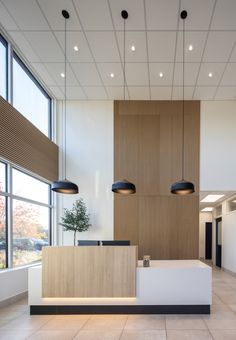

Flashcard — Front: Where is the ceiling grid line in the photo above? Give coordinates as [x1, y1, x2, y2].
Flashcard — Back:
[107, 0, 130, 100]
[171, 0, 181, 100]
[72, 0, 109, 100]
[35, 0, 88, 100]
[192, 0, 218, 99]
[143, 0, 151, 100]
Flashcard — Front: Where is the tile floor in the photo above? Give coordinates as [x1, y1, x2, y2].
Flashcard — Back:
[1, 267, 236, 339]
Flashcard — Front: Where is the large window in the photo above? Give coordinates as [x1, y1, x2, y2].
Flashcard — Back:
[0, 162, 7, 269]
[13, 54, 51, 137]
[0, 35, 7, 99]
[0, 161, 52, 269]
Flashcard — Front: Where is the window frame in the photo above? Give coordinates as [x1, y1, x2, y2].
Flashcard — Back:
[0, 34, 8, 100]
[12, 52, 52, 138]
[0, 158, 52, 270]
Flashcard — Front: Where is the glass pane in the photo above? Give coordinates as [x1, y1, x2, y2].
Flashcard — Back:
[13, 55, 50, 137]
[12, 168, 49, 204]
[13, 200, 49, 267]
[0, 162, 6, 192]
[0, 37, 7, 99]
[0, 196, 6, 269]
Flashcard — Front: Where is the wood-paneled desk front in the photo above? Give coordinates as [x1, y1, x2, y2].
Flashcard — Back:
[42, 246, 137, 298]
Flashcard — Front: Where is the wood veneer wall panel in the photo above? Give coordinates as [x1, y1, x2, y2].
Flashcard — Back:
[42, 246, 137, 298]
[139, 115, 160, 195]
[114, 100, 200, 260]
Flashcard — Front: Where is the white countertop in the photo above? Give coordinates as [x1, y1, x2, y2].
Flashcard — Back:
[138, 260, 210, 269]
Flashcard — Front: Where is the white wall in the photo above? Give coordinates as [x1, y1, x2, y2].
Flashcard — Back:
[217, 200, 236, 273]
[0, 267, 28, 302]
[56, 101, 114, 245]
[199, 212, 212, 259]
[201, 101, 236, 191]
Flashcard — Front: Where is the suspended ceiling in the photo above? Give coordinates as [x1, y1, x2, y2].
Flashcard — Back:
[1, 0, 236, 101]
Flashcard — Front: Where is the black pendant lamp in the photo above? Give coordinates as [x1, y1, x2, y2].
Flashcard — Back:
[171, 10, 194, 195]
[52, 10, 78, 194]
[111, 10, 136, 195]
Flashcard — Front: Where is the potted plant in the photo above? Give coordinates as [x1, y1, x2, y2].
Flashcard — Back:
[60, 199, 91, 246]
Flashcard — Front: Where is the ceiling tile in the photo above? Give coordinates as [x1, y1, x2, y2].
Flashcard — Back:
[173, 63, 199, 86]
[181, 0, 215, 30]
[116, 31, 147, 63]
[86, 31, 120, 62]
[59, 86, 86, 100]
[149, 63, 174, 86]
[145, 0, 179, 30]
[0, 2, 18, 30]
[70, 63, 102, 86]
[128, 86, 150, 100]
[83, 86, 108, 100]
[197, 63, 225, 86]
[211, 0, 236, 30]
[203, 32, 236, 62]
[8, 31, 40, 62]
[32, 62, 56, 86]
[48, 86, 64, 99]
[147, 32, 176, 62]
[73, 0, 113, 30]
[23, 31, 64, 62]
[193, 86, 217, 100]
[106, 86, 128, 100]
[2, 0, 50, 30]
[38, 0, 82, 30]
[44, 63, 79, 86]
[125, 63, 149, 86]
[175, 31, 208, 63]
[220, 63, 236, 86]
[172, 86, 194, 100]
[214, 86, 236, 100]
[54, 31, 93, 63]
[97, 63, 123, 86]
[151, 87, 172, 100]
[109, 0, 145, 30]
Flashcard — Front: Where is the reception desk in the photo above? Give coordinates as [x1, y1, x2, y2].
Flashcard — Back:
[29, 246, 212, 314]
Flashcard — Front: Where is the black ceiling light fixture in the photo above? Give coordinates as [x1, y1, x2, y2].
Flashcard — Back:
[111, 10, 136, 195]
[51, 10, 78, 194]
[170, 10, 194, 195]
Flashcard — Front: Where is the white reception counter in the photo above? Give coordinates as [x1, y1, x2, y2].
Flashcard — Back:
[29, 260, 212, 314]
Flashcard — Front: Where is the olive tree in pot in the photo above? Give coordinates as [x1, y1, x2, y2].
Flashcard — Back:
[60, 199, 91, 246]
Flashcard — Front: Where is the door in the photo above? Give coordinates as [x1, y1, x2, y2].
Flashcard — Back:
[216, 217, 222, 267]
[205, 222, 212, 260]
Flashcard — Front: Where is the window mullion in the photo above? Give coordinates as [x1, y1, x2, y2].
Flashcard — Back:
[7, 164, 13, 268]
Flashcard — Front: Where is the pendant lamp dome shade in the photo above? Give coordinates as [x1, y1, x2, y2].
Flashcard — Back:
[51, 10, 79, 195]
[112, 179, 136, 195]
[171, 180, 194, 195]
[170, 10, 195, 196]
[51, 179, 78, 194]
[111, 10, 136, 195]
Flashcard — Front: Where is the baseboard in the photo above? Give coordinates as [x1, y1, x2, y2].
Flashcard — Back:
[221, 267, 236, 277]
[30, 304, 210, 315]
[0, 291, 27, 308]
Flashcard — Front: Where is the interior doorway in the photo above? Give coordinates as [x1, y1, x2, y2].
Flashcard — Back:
[205, 222, 212, 260]
[216, 217, 222, 268]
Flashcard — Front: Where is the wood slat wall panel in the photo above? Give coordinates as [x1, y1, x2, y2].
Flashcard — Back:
[0, 96, 58, 181]
[114, 100, 200, 260]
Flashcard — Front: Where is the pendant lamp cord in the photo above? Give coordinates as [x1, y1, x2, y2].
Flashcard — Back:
[123, 16, 126, 100]
[182, 14, 185, 181]
[64, 14, 67, 180]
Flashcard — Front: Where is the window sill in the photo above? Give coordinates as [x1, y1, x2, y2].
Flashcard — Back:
[0, 262, 41, 274]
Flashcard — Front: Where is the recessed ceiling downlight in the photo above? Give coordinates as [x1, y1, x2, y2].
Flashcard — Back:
[159, 72, 164, 78]
[188, 44, 193, 51]
[131, 45, 136, 52]
[60, 72, 65, 78]
[74, 45, 79, 51]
